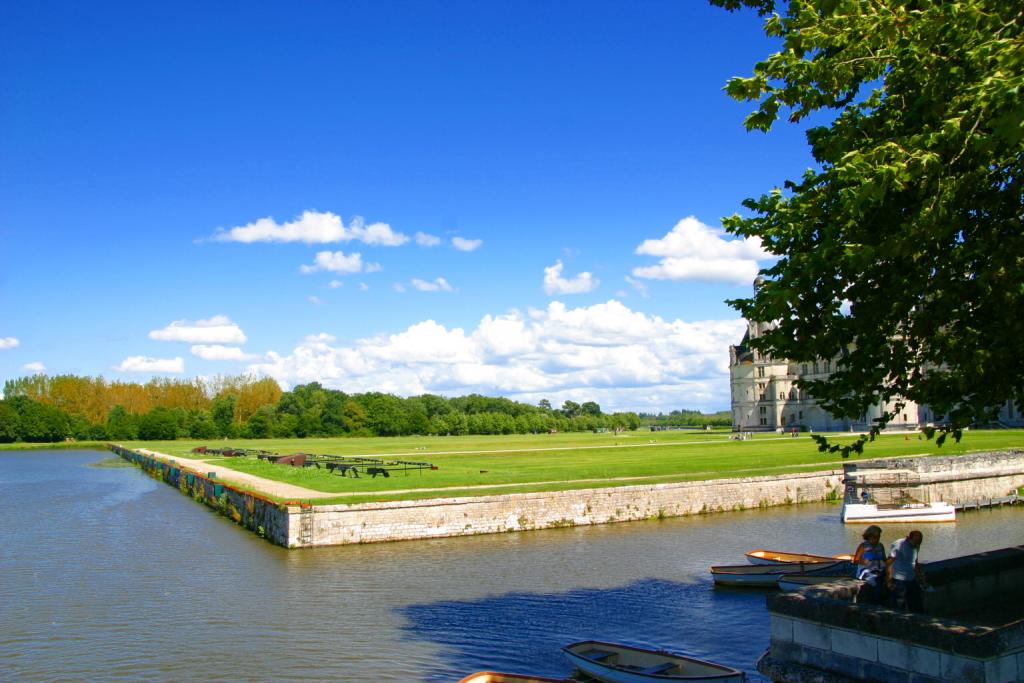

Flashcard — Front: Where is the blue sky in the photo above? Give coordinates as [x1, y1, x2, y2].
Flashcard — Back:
[1, 1, 814, 413]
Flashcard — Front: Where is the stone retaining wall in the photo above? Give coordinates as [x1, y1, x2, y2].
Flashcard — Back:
[758, 546, 1024, 683]
[286, 470, 844, 547]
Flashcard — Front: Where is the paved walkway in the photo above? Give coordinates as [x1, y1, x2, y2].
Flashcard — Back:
[138, 449, 336, 500]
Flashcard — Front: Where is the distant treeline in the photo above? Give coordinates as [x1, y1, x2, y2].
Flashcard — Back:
[0, 374, 643, 442]
[639, 409, 731, 428]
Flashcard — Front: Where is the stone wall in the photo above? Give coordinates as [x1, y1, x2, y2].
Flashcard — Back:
[287, 470, 844, 547]
[759, 546, 1024, 683]
[111, 444, 290, 546]
[845, 449, 1024, 504]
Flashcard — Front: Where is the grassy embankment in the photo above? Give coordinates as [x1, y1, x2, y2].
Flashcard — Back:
[113, 429, 1024, 505]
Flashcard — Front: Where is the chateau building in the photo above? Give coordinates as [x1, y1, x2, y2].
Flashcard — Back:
[729, 317, 919, 433]
[729, 280, 1023, 432]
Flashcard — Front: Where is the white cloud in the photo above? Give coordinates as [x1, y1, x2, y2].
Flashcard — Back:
[23, 361, 46, 372]
[359, 282, 370, 291]
[410, 277, 454, 292]
[329, 280, 343, 289]
[543, 260, 600, 295]
[624, 276, 649, 298]
[211, 211, 408, 246]
[246, 300, 745, 412]
[393, 282, 406, 293]
[149, 315, 247, 344]
[190, 345, 258, 361]
[308, 296, 323, 305]
[452, 236, 483, 252]
[300, 250, 379, 274]
[115, 356, 185, 373]
[0, 337, 19, 350]
[632, 216, 771, 285]
[415, 231, 441, 247]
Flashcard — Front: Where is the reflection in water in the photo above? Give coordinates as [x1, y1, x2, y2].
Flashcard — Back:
[1, 450, 1022, 682]
[399, 578, 764, 682]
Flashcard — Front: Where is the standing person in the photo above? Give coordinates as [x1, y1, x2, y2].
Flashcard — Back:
[853, 525, 886, 604]
[888, 530, 925, 611]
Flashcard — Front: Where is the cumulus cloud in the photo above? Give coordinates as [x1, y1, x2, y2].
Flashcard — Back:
[299, 250, 379, 274]
[190, 345, 258, 361]
[115, 356, 185, 373]
[393, 282, 407, 293]
[0, 337, 19, 350]
[632, 216, 771, 285]
[23, 361, 46, 372]
[246, 300, 745, 412]
[415, 231, 441, 247]
[543, 260, 599, 295]
[410, 277, 454, 292]
[211, 211, 408, 246]
[149, 316, 247, 344]
[359, 282, 370, 291]
[307, 296, 323, 305]
[452, 236, 483, 252]
[329, 280, 343, 289]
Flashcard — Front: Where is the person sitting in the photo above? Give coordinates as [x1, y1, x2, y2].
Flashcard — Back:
[853, 525, 887, 604]
[887, 530, 926, 612]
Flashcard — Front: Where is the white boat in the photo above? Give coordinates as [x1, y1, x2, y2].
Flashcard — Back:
[458, 672, 576, 683]
[746, 549, 853, 565]
[711, 560, 853, 587]
[840, 501, 955, 523]
[563, 641, 745, 683]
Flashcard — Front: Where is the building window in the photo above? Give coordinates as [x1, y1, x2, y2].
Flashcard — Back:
[779, 392, 785, 400]
[759, 406, 767, 415]
[760, 418, 767, 426]
[823, 360, 831, 372]
[801, 364, 808, 375]
[757, 367, 765, 378]
[813, 362, 818, 374]
[798, 411, 803, 420]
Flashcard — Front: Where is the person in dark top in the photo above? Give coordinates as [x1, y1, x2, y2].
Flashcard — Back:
[853, 525, 887, 604]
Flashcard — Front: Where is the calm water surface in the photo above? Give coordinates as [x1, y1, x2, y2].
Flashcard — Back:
[2, 450, 1022, 682]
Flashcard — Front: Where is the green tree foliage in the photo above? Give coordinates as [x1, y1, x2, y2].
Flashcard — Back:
[210, 394, 237, 438]
[713, 0, 1024, 454]
[137, 406, 179, 441]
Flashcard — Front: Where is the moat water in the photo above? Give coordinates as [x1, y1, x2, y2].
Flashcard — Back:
[2, 449, 1023, 682]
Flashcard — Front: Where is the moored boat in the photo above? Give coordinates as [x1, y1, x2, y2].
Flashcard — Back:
[562, 640, 745, 682]
[776, 573, 862, 592]
[840, 501, 955, 524]
[746, 549, 853, 565]
[710, 560, 853, 587]
[458, 672, 576, 683]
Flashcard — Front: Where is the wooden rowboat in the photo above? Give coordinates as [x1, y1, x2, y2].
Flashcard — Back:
[776, 573, 862, 592]
[562, 640, 746, 683]
[746, 549, 853, 565]
[458, 672, 576, 683]
[711, 560, 853, 587]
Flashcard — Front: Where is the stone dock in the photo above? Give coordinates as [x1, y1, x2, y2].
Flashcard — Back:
[759, 545, 1024, 682]
[111, 445, 1024, 549]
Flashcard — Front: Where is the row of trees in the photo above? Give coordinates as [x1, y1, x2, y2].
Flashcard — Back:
[639, 409, 731, 428]
[0, 375, 646, 442]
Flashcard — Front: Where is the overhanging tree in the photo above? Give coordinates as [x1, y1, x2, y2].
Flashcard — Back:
[713, 0, 1023, 454]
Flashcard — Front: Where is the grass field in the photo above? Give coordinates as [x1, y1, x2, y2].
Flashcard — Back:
[107, 429, 1024, 505]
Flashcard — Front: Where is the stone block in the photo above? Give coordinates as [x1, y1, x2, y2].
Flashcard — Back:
[908, 645, 941, 677]
[770, 615, 794, 643]
[877, 637, 911, 671]
[831, 627, 879, 661]
[907, 674, 946, 683]
[858, 658, 908, 683]
[792, 618, 830, 650]
[985, 654, 1019, 683]
[939, 652, 985, 683]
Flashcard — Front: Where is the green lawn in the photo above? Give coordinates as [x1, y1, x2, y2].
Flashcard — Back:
[114, 429, 1024, 505]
